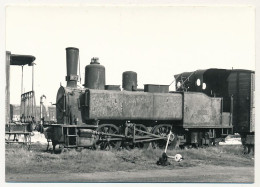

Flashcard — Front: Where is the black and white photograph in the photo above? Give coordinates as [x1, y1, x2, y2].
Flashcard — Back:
[1, 0, 258, 184]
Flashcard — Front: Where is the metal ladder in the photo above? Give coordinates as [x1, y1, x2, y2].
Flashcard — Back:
[64, 126, 78, 147]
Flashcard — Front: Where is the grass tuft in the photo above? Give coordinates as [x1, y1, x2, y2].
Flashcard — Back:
[5, 144, 254, 174]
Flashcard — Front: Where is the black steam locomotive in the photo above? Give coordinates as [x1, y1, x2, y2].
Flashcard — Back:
[42, 47, 242, 151]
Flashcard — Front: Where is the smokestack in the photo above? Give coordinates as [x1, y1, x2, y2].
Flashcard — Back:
[65, 47, 79, 87]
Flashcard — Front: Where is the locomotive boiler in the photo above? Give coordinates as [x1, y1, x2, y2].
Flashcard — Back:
[43, 47, 233, 151]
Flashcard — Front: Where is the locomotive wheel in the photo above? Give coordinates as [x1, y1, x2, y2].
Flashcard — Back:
[151, 124, 176, 149]
[96, 124, 121, 150]
[125, 124, 150, 149]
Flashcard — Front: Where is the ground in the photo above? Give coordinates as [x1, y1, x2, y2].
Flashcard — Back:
[5, 134, 254, 183]
[6, 165, 253, 183]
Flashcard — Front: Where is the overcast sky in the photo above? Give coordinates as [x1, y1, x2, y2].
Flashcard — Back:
[6, 5, 255, 105]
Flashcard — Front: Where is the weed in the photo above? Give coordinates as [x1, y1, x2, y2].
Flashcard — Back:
[5, 144, 253, 175]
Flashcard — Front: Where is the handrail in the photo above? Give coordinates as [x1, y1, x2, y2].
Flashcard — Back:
[20, 91, 36, 123]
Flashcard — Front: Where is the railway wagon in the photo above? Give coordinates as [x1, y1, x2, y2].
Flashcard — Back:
[175, 68, 255, 153]
[42, 48, 232, 151]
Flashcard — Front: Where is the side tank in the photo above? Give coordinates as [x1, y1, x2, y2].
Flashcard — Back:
[122, 71, 137, 91]
[84, 57, 105, 90]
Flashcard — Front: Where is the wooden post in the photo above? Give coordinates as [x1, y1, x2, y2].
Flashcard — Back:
[5, 51, 11, 124]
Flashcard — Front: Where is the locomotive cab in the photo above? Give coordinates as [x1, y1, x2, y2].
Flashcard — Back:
[175, 68, 255, 153]
[175, 69, 232, 112]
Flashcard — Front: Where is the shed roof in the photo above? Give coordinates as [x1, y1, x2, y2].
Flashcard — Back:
[10, 54, 36, 66]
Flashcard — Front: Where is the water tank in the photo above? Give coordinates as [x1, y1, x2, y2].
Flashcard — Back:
[84, 57, 105, 89]
[122, 71, 137, 91]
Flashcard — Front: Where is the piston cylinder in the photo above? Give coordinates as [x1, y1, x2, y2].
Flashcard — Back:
[122, 71, 137, 91]
[84, 57, 105, 90]
[66, 47, 79, 88]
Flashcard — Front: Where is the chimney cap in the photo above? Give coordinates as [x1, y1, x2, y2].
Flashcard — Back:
[66, 47, 79, 51]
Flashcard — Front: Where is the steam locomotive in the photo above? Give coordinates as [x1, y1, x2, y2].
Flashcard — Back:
[42, 47, 242, 151]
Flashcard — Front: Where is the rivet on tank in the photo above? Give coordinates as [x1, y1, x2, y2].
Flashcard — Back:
[122, 71, 137, 91]
[84, 57, 105, 90]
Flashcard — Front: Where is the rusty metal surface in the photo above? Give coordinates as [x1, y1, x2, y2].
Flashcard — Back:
[87, 90, 182, 120]
[52, 126, 63, 142]
[88, 90, 153, 120]
[153, 93, 182, 120]
[77, 137, 96, 147]
[105, 85, 121, 91]
[84, 59, 105, 90]
[122, 71, 137, 91]
[183, 92, 221, 127]
[221, 112, 231, 127]
[144, 84, 169, 93]
[66, 47, 79, 88]
[122, 91, 153, 119]
[56, 86, 85, 125]
[56, 86, 65, 124]
[66, 88, 84, 125]
[88, 89, 124, 119]
[176, 68, 254, 133]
